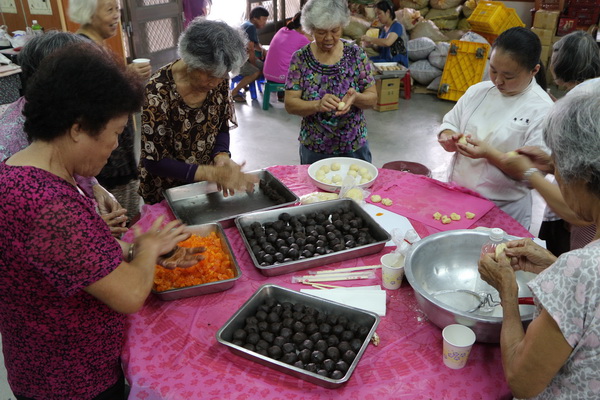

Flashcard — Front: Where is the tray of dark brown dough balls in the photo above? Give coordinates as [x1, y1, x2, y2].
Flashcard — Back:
[164, 169, 298, 228]
[235, 199, 391, 276]
[216, 284, 380, 388]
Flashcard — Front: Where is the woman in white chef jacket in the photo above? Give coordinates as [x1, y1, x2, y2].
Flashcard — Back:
[437, 27, 553, 229]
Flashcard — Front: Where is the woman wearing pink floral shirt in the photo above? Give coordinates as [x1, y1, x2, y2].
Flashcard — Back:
[478, 82, 600, 399]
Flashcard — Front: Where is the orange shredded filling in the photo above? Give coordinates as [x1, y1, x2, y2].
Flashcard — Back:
[153, 232, 234, 292]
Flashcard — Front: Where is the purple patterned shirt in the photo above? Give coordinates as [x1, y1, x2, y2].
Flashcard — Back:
[0, 164, 124, 399]
[285, 41, 375, 154]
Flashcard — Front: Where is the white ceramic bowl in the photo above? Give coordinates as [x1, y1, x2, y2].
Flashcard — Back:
[307, 157, 378, 193]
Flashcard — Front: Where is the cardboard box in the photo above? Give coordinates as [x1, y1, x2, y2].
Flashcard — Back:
[556, 17, 577, 36]
[540, 45, 551, 65]
[376, 77, 400, 104]
[531, 27, 553, 45]
[374, 102, 399, 112]
[533, 10, 560, 30]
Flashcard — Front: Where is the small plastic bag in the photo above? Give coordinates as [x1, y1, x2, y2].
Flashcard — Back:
[339, 175, 369, 206]
[299, 191, 339, 205]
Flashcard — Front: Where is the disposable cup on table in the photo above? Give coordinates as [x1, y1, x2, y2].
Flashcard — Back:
[442, 324, 476, 369]
[381, 253, 404, 290]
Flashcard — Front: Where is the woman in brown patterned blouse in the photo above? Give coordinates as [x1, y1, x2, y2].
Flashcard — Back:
[139, 18, 258, 204]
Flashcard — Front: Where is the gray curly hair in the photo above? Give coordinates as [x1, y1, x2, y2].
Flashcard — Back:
[301, 0, 350, 35]
[543, 81, 600, 196]
[68, 0, 98, 25]
[178, 18, 248, 77]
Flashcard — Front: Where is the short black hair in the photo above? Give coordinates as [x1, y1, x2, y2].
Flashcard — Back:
[493, 27, 547, 90]
[23, 43, 144, 142]
[250, 6, 269, 20]
[375, 0, 396, 20]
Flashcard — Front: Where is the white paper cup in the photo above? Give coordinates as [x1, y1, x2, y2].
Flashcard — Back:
[132, 58, 150, 64]
[442, 324, 476, 369]
[381, 253, 405, 290]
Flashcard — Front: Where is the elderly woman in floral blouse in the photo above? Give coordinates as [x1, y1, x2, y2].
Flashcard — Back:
[284, 0, 377, 164]
[139, 18, 257, 204]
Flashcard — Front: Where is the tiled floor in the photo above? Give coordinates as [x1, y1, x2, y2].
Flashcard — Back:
[0, 90, 545, 399]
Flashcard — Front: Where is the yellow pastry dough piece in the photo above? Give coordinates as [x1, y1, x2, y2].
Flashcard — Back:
[465, 211, 475, 219]
[433, 212, 442, 220]
[332, 174, 342, 184]
[331, 162, 341, 171]
[322, 177, 332, 184]
[441, 215, 452, 224]
[358, 167, 368, 176]
[381, 198, 393, 206]
[506, 151, 519, 157]
[337, 101, 346, 110]
[450, 213, 461, 221]
[360, 177, 369, 184]
[345, 188, 364, 201]
[495, 243, 509, 263]
[371, 194, 382, 203]
[319, 164, 330, 174]
[349, 164, 360, 171]
[347, 170, 358, 178]
[458, 135, 468, 145]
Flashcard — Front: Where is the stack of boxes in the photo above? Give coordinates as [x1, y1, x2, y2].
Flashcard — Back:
[531, 10, 561, 67]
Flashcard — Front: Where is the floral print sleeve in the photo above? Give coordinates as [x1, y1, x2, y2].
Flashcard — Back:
[527, 241, 600, 399]
[285, 42, 375, 155]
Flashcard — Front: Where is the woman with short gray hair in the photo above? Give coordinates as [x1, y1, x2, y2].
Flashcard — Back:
[478, 82, 600, 399]
[286, 0, 377, 164]
[551, 30, 600, 91]
[139, 18, 257, 204]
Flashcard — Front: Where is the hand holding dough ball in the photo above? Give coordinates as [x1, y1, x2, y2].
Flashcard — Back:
[371, 194, 382, 203]
[337, 101, 346, 110]
[331, 162, 341, 171]
[381, 198, 393, 206]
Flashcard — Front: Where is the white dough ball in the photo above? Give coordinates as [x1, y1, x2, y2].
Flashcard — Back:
[331, 162, 341, 171]
[319, 164, 330, 173]
[349, 164, 360, 171]
[332, 174, 342, 183]
[358, 167, 368, 176]
[347, 170, 358, 178]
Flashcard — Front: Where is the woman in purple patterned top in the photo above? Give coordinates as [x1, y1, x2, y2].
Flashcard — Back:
[478, 83, 600, 399]
[0, 44, 203, 400]
[285, 0, 377, 164]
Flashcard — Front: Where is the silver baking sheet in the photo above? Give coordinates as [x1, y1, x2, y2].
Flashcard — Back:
[216, 284, 380, 388]
[235, 199, 391, 276]
[165, 170, 298, 228]
[152, 223, 241, 300]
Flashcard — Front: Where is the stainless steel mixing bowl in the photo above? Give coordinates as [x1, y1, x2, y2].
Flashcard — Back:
[405, 229, 537, 343]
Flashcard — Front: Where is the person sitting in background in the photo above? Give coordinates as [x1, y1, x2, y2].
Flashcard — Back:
[478, 84, 600, 399]
[182, 0, 211, 27]
[139, 18, 258, 205]
[285, 0, 377, 164]
[437, 27, 553, 229]
[0, 31, 128, 237]
[231, 6, 270, 103]
[263, 12, 311, 102]
[503, 30, 600, 256]
[360, 0, 408, 67]
[69, 0, 152, 221]
[0, 43, 203, 400]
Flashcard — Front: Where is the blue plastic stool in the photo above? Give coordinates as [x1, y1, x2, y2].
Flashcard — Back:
[262, 81, 286, 110]
[230, 75, 264, 100]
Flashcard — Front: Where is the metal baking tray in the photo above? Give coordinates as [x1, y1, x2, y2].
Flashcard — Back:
[152, 223, 241, 300]
[234, 199, 391, 276]
[164, 170, 298, 228]
[216, 284, 380, 388]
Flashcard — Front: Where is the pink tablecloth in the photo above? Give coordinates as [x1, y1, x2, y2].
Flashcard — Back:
[122, 166, 530, 400]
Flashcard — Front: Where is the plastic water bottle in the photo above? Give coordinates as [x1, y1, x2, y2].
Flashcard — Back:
[31, 20, 43, 36]
[480, 228, 505, 257]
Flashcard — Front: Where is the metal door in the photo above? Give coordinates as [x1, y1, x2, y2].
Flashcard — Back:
[122, 0, 183, 71]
